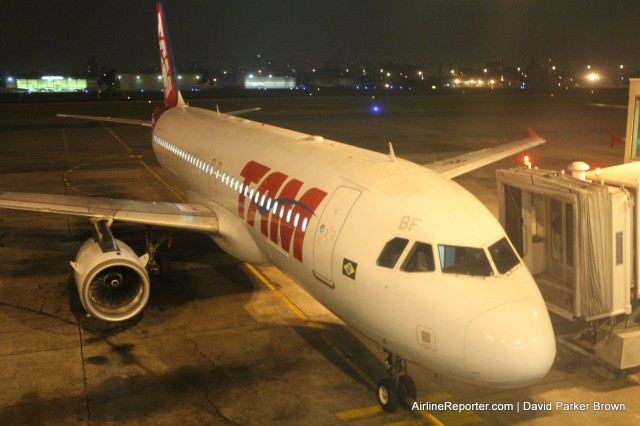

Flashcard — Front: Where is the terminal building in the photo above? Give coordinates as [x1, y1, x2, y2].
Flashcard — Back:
[115, 72, 204, 91]
[6, 75, 98, 92]
[244, 74, 296, 89]
[496, 79, 640, 370]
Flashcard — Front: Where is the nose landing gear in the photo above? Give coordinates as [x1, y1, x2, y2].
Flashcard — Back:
[376, 350, 417, 412]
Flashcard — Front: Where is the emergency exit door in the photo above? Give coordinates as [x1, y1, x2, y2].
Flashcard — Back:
[313, 186, 361, 284]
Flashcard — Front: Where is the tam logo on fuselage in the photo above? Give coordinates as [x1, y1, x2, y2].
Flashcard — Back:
[238, 160, 327, 262]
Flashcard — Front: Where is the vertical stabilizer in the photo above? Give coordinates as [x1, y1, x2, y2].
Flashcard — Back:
[156, 2, 185, 108]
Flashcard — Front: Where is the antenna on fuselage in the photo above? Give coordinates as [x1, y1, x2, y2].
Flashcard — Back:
[388, 142, 397, 162]
[216, 104, 220, 117]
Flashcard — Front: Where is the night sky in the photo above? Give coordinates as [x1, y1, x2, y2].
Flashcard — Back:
[2, 0, 640, 74]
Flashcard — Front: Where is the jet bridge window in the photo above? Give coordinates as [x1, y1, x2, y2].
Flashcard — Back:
[401, 242, 435, 272]
[488, 237, 520, 274]
[438, 245, 493, 277]
[377, 237, 409, 269]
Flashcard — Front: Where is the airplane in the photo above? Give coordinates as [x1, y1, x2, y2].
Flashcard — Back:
[0, 2, 555, 412]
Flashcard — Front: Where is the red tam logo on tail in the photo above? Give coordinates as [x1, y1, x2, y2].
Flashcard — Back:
[156, 3, 177, 107]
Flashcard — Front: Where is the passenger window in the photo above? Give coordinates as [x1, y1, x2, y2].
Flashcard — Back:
[377, 238, 409, 269]
[401, 242, 435, 272]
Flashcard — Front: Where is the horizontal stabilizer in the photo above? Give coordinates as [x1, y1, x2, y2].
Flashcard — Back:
[424, 129, 546, 179]
[0, 192, 218, 233]
[57, 113, 152, 127]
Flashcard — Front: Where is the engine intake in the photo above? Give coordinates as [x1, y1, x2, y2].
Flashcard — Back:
[71, 237, 150, 322]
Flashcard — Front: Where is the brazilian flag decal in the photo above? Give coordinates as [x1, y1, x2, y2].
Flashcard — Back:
[342, 258, 358, 280]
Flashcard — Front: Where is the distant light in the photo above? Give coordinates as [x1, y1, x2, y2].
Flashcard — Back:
[136, 75, 140, 79]
[431, 85, 437, 90]
[7, 77, 13, 82]
[386, 72, 391, 77]
[370, 105, 381, 113]
[620, 65, 624, 69]
[587, 72, 600, 82]
[595, 167, 602, 176]
[42, 75, 64, 80]
[178, 75, 182, 80]
[157, 75, 162, 80]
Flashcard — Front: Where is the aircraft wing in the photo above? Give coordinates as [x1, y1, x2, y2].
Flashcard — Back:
[423, 129, 545, 179]
[588, 103, 627, 110]
[225, 107, 261, 116]
[0, 192, 218, 233]
[57, 113, 152, 127]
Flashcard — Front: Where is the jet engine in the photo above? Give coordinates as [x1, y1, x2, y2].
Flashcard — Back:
[71, 236, 150, 322]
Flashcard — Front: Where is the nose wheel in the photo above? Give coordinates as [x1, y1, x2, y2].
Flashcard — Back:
[376, 350, 417, 412]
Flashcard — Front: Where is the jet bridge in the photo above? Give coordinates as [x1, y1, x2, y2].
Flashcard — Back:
[496, 166, 636, 321]
[495, 79, 640, 370]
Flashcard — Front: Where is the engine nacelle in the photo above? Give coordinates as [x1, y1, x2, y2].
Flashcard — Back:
[71, 238, 150, 322]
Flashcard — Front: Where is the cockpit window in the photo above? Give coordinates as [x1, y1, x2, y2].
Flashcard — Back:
[377, 237, 409, 269]
[438, 245, 493, 277]
[401, 242, 435, 272]
[489, 237, 520, 274]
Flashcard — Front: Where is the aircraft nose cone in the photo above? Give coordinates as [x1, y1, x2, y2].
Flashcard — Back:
[465, 301, 555, 387]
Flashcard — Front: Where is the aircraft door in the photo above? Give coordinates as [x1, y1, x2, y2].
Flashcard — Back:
[313, 186, 361, 284]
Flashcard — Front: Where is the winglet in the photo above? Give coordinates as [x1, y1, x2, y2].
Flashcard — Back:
[156, 2, 185, 108]
[608, 129, 624, 148]
[528, 128, 543, 141]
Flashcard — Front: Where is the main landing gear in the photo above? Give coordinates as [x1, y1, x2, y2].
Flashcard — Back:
[376, 350, 417, 412]
[145, 226, 172, 280]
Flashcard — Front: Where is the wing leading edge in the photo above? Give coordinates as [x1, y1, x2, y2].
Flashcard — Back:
[423, 129, 545, 179]
[0, 192, 218, 233]
[56, 114, 153, 127]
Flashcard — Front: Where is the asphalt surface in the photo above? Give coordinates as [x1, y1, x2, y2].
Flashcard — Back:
[1, 91, 639, 425]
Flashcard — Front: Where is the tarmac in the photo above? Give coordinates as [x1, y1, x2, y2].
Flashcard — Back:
[1, 91, 639, 425]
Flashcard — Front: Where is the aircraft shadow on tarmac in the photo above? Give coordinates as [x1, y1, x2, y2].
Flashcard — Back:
[0, 234, 394, 425]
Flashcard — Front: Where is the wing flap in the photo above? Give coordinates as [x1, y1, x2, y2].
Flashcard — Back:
[0, 192, 218, 233]
[424, 129, 545, 179]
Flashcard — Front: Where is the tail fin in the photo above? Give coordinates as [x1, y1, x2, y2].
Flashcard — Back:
[156, 2, 185, 108]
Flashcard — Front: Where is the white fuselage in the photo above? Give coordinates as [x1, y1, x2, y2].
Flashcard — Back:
[151, 105, 555, 387]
